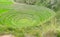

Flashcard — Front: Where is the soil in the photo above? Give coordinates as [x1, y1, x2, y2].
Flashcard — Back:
[0, 34, 14, 37]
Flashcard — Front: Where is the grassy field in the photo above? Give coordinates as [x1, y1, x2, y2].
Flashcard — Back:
[0, 0, 60, 37]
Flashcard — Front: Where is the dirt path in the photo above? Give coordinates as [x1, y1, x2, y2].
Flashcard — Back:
[0, 34, 14, 37]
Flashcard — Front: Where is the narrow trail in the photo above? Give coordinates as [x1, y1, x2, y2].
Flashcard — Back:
[0, 34, 14, 37]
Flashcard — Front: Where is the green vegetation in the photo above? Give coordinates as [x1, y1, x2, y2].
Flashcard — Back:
[0, 0, 60, 37]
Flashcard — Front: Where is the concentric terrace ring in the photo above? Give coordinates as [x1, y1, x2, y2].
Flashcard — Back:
[0, 4, 55, 29]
